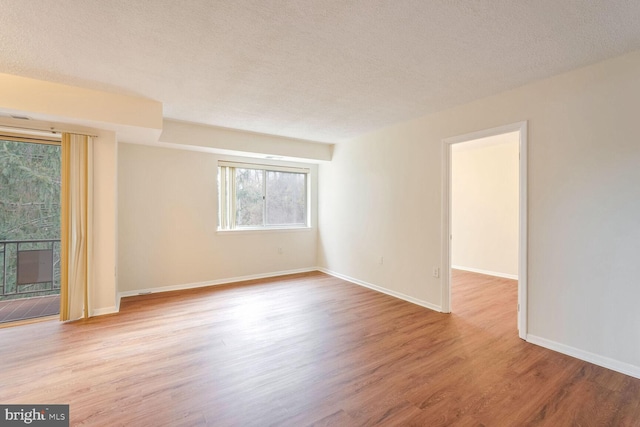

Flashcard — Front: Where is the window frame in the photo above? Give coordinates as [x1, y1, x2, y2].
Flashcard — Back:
[218, 161, 310, 231]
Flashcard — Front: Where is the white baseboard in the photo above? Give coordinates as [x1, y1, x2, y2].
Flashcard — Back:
[527, 334, 640, 380]
[452, 265, 518, 280]
[92, 306, 119, 316]
[318, 267, 442, 313]
[116, 267, 318, 300]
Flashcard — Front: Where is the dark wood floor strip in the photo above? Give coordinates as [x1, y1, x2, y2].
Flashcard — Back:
[0, 271, 638, 426]
[0, 295, 60, 323]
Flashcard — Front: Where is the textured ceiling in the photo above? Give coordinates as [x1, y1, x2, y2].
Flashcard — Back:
[1, 1, 640, 143]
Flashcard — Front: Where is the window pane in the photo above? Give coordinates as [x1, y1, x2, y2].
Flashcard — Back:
[235, 168, 263, 227]
[266, 171, 306, 225]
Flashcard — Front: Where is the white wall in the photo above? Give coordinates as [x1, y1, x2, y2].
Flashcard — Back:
[451, 134, 519, 278]
[0, 73, 162, 144]
[0, 74, 151, 316]
[318, 50, 640, 374]
[117, 143, 318, 293]
[91, 131, 118, 314]
[160, 119, 332, 162]
[0, 73, 324, 313]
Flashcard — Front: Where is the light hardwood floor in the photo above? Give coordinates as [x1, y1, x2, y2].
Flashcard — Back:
[0, 271, 638, 426]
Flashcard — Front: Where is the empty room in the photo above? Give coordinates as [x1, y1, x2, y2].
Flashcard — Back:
[1, 1, 639, 426]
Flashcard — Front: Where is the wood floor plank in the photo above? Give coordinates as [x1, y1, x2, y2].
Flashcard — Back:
[0, 270, 638, 426]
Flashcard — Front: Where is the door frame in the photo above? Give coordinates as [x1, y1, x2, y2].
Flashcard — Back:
[441, 121, 528, 339]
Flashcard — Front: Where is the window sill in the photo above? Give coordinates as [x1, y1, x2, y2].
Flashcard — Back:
[216, 226, 314, 235]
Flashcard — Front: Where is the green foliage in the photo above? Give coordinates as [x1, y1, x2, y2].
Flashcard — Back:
[233, 168, 306, 227]
[0, 140, 61, 240]
[266, 171, 305, 225]
[235, 168, 264, 226]
[0, 140, 61, 301]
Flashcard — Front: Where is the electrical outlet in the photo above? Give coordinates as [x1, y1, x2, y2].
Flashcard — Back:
[433, 267, 440, 278]
[277, 247, 283, 254]
[379, 256, 384, 265]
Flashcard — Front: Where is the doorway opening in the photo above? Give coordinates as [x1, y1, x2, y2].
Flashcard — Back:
[0, 135, 62, 324]
[441, 122, 527, 339]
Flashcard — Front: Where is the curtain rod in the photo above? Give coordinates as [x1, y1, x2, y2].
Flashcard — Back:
[0, 124, 99, 138]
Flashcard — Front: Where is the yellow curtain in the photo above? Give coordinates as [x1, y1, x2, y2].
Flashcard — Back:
[60, 133, 93, 321]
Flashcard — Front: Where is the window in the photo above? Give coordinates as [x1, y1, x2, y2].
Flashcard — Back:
[218, 161, 309, 230]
